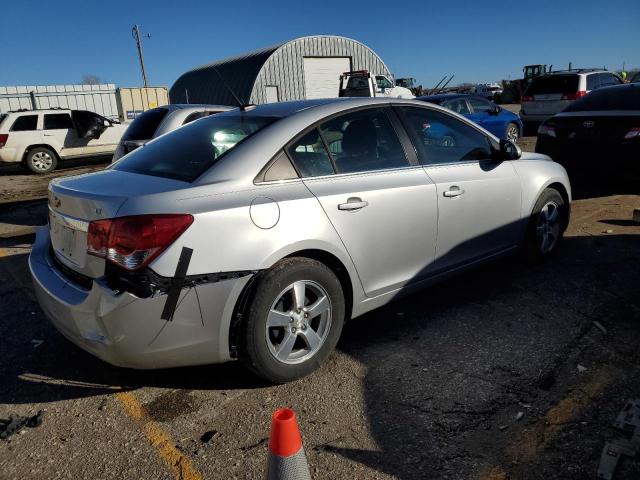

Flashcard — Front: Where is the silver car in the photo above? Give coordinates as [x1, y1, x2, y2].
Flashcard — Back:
[30, 98, 571, 383]
[112, 104, 232, 161]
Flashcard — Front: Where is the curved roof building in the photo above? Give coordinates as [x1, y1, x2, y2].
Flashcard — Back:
[169, 35, 391, 106]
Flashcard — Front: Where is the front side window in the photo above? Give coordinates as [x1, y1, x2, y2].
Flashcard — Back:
[11, 115, 38, 131]
[114, 113, 278, 182]
[319, 108, 409, 175]
[468, 98, 493, 113]
[399, 107, 492, 165]
[443, 99, 471, 115]
[44, 113, 74, 130]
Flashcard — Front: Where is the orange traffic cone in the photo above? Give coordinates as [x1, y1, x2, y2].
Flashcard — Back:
[266, 408, 312, 480]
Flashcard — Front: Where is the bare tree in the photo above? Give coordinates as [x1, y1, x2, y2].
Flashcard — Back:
[81, 74, 102, 85]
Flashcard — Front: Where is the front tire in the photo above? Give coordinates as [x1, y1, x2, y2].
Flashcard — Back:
[241, 257, 345, 383]
[522, 188, 567, 261]
[25, 147, 57, 174]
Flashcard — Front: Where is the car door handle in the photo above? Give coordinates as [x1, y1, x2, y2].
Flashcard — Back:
[338, 198, 369, 211]
[443, 186, 465, 197]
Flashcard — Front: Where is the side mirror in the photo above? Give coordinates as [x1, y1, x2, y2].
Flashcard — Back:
[491, 105, 501, 115]
[500, 139, 521, 160]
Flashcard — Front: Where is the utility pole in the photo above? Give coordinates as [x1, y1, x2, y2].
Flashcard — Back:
[132, 24, 150, 87]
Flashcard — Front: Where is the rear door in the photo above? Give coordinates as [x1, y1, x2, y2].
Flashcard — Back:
[43, 112, 79, 157]
[397, 105, 522, 272]
[288, 107, 438, 297]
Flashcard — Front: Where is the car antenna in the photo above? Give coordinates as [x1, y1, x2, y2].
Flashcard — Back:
[211, 66, 256, 111]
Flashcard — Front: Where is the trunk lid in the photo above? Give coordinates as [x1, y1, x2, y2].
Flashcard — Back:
[552, 113, 640, 143]
[48, 169, 188, 279]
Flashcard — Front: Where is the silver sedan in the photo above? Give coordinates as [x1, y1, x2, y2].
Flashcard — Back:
[30, 98, 571, 383]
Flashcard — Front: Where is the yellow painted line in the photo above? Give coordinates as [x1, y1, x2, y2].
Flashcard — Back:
[476, 366, 615, 480]
[117, 392, 204, 480]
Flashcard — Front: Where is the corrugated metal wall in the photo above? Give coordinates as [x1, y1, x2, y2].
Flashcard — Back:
[0, 84, 119, 119]
[251, 36, 391, 104]
[168, 36, 392, 106]
[116, 87, 169, 121]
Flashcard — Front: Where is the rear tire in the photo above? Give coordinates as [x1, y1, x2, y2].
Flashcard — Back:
[522, 188, 567, 262]
[241, 257, 345, 383]
[25, 147, 57, 174]
[505, 122, 520, 143]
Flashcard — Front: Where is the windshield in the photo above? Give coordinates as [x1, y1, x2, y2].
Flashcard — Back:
[375, 76, 393, 89]
[526, 75, 579, 95]
[113, 113, 278, 182]
[122, 108, 169, 141]
[563, 85, 640, 112]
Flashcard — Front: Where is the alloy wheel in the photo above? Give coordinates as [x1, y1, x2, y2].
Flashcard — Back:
[536, 201, 561, 253]
[507, 125, 519, 143]
[265, 280, 332, 365]
[31, 152, 53, 171]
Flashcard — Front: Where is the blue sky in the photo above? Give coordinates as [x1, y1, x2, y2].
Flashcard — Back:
[1, 0, 638, 88]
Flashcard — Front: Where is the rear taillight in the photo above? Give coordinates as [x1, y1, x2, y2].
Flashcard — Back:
[538, 124, 557, 137]
[561, 91, 587, 101]
[521, 95, 534, 102]
[87, 214, 193, 271]
[0, 134, 8, 148]
[624, 127, 640, 140]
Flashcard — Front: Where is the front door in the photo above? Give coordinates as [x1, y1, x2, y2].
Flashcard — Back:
[287, 107, 438, 297]
[397, 105, 522, 272]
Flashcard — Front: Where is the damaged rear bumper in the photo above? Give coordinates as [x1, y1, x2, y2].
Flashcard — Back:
[28, 226, 253, 369]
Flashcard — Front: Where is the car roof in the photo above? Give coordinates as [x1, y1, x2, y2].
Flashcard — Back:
[417, 93, 490, 103]
[164, 104, 233, 112]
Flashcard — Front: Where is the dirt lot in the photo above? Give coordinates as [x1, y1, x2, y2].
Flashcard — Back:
[0, 148, 639, 479]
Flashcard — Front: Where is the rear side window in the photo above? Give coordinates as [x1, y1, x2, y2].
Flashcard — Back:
[114, 113, 278, 182]
[563, 85, 640, 112]
[288, 129, 335, 177]
[443, 99, 471, 115]
[11, 115, 38, 131]
[526, 75, 579, 95]
[122, 108, 169, 140]
[44, 113, 73, 130]
[399, 106, 492, 165]
[468, 98, 493, 113]
[599, 74, 622, 88]
[319, 108, 409, 174]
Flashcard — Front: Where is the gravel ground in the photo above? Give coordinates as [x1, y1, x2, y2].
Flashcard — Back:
[0, 145, 639, 479]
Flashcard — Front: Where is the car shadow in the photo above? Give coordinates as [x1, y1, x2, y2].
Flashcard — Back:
[331, 230, 640, 478]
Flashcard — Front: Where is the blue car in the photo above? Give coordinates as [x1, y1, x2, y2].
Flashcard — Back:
[417, 94, 523, 143]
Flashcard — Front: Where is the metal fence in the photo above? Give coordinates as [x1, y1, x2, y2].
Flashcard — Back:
[0, 84, 119, 119]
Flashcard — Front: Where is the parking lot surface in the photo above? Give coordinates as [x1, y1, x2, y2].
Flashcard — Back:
[0, 153, 639, 479]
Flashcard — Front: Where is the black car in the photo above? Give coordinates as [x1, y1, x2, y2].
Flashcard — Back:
[536, 83, 640, 177]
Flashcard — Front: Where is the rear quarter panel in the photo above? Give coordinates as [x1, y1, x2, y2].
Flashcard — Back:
[120, 180, 365, 304]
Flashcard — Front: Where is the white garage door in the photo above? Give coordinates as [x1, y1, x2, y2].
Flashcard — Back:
[303, 57, 351, 99]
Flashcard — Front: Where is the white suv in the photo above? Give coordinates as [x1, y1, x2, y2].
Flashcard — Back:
[520, 69, 623, 126]
[0, 109, 127, 173]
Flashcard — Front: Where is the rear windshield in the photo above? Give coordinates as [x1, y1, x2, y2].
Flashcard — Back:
[122, 108, 169, 140]
[0, 114, 6, 127]
[526, 75, 579, 95]
[113, 113, 278, 182]
[563, 85, 640, 112]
